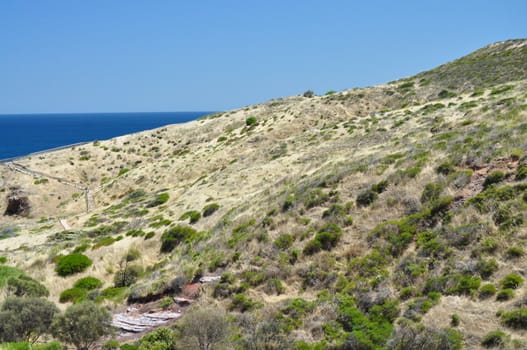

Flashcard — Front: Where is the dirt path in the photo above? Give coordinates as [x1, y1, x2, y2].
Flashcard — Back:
[6, 161, 97, 212]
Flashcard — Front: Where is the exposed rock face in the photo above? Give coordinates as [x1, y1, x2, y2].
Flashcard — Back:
[4, 187, 30, 216]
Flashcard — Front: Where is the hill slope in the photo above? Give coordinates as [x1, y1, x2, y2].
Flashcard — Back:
[1, 39, 527, 349]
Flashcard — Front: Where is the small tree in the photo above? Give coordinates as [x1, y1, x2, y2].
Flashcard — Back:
[0, 297, 59, 343]
[179, 307, 230, 350]
[52, 301, 113, 350]
[139, 327, 177, 350]
[303, 90, 315, 98]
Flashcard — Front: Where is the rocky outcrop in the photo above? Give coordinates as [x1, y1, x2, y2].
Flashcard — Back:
[4, 187, 30, 216]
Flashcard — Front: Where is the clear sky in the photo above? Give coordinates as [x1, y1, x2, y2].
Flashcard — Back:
[1, 1, 526, 114]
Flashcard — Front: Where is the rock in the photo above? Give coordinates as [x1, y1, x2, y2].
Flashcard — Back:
[199, 276, 221, 283]
[112, 311, 182, 333]
[4, 187, 30, 216]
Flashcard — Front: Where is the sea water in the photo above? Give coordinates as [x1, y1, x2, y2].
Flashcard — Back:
[0, 112, 212, 160]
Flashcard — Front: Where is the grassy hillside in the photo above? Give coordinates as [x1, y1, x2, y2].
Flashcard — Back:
[1, 39, 527, 349]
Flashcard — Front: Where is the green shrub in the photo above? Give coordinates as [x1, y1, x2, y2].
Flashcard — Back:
[144, 231, 155, 240]
[229, 293, 258, 312]
[501, 274, 524, 289]
[356, 190, 378, 207]
[438, 90, 456, 98]
[120, 345, 139, 350]
[138, 327, 176, 350]
[114, 265, 142, 287]
[159, 296, 173, 310]
[303, 90, 314, 98]
[516, 166, 527, 180]
[92, 236, 116, 250]
[451, 314, 460, 327]
[505, 246, 524, 259]
[125, 229, 145, 237]
[102, 339, 120, 350]
[73, 277, 102, 290]
[6, 275, 49, 297]
[179, 210, 201, 224]
[303, 239, 322, 256]
[448, 275, 481, 295]
[479, 284, 497, 299]
[371, 180, 389, 194]
[480, 238, 499, 254]
[126, 189, 147, 202]
[245, 116, 257, 126]
[59, 287, 87, 303]
[501, 309, 527, 329]
[436, 162, 455, 175]
[0, 256, 7, 264]
[160, 225, 198, 253]
[496, 288, 514, 301]
[274, 233, 294, 250]
[477, 258, 498, 279]
[73, 244, 89, 253]
[483, 171, 505, 189]
[282, 195, 295, 211]
[399, 287, 415, 300]
[421, 183, 443, 203]
[303, 188, 330, 209]
[55, 254, 92, 276]
[303, 224, 342, 255]
[481, 330, 507, 348]
[202, 203, 220, 217]
[147, 192, 169, 207]
[98, 287, 127, 302]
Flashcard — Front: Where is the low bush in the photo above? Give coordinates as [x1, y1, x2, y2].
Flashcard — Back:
[451, 314, 460, 327]
[371, 180, 389, 194]
[421, 183, 444, 203]
[479, 284, 497, 299]
[476, 258, 498, 279]
[303, 224, 342, 255]
[496, 288, 514, 301]
[160, 226, 198, 253]
[436, 162, 455, 175]
[448, 275, 481, 296]
[516, 166, 527, 180]
[202, 203, 220, 217]
[274, 233, 294, 250]
[114, 265, 143, 287]
[147, 193, 169, 207]
[501, 274, 524, 289]
[73, 277, 102, 290]
[179, 210, 201, 224]
[245, 116, 257, 126]
[501, 309, 527, 329]
[505, 246, 524, 259]
[59, 287, 87, 303]
[144, 231, 155, 240]
[481, 330, 507, 348]
[229, 293, 258, 312]
[356, 189, 378, 207]
[483, 171, 505, 189]
[6, 275, 49, 297]
[55, 254, 92, 277]
[125, 229, 145, 237]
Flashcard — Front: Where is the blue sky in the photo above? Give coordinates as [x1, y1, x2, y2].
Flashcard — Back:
[1, 1, 526, 114]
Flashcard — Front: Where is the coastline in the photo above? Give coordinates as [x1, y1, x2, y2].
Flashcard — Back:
[0, 141, 91, 163]
[0, 111, 216, 163]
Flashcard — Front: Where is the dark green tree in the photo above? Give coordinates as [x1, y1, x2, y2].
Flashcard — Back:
[52, 301, 113, 350]
[0, 297, 59, 343]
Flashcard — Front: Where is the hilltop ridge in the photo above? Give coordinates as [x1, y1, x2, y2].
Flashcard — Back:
[1, 39, 527, 349]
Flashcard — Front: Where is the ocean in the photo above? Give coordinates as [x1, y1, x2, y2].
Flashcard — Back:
[0, 112, 212, 160]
